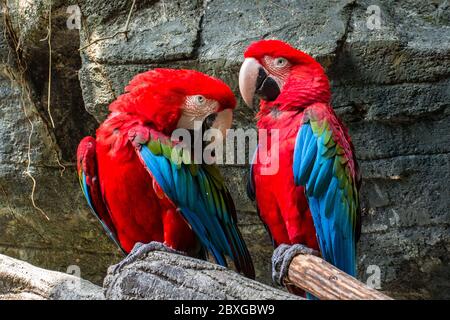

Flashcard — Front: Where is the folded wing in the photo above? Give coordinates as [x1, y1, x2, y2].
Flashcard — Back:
[135, 130, 255, 278]
[77, 136, 124, 253]
[293, 104, 360, 276]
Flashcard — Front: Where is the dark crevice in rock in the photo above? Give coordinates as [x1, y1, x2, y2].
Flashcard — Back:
[88, 57, 199, 67]
[373, 106, 449, 124]
[334, 102, 368, 123]
[338, 103, 449, 124]
[191, 0, 207, 60]
[328, 0, 357, 71]
[22, 6, 98, 161]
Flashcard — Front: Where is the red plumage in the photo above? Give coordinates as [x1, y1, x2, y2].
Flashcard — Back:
[253, 110, 319, 249]
[77, 136, 116, 236]
[79, 69, 236, 255]
[95, 127, 198, 254]
[246, 40, 357, 250]
[244, 40, 317, 66]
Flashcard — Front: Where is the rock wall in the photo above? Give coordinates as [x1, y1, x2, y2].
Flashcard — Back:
[0, 0, 122, 284]
[0, 0, 449, 299]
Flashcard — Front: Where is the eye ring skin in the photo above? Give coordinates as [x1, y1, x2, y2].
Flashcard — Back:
[194, 95, 206, 106]
[274, 57, 288, 68]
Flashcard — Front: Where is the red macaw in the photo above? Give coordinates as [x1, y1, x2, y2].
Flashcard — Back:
[77, 68, 254, 278]
[239, 40, 360, 290]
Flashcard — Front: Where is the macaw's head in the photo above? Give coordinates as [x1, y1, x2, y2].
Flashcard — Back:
[239, 40, 330, 112]
[109, 68, 236, 137]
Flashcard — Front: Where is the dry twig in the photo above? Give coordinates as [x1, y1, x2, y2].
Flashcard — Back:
[79, 0, 136, 51]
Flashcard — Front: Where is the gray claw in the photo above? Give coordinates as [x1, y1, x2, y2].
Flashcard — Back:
[113, 241, 183, 274]
[272, 243, 319, 287]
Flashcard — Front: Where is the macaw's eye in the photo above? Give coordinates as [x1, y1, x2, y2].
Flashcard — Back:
[274, 57, 288, 68]
[194, 95, 206, 106]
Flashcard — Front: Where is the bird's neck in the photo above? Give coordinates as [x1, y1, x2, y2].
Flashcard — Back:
[261, 68, 331, 116]
[257, 107, 304, 132]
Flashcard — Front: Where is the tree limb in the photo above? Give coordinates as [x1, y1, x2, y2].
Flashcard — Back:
[287, 254, 392, 300]
[0, 253, 104, 300]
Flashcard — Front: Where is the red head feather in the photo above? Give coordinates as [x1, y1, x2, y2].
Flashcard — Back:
[244, 40, 331, 110]
[108, 69, 236, 134]
[244, 39, 317, 66]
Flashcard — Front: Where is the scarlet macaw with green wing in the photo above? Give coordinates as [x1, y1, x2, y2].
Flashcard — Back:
[77, 69, 254, 278]
[239, 40, 361, 291]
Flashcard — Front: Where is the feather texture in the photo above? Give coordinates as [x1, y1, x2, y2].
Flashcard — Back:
[77, 68, 253, 279]
[136, 131, 255, 278]
[293, 104, 360, 276]
[77, 137, 124, 253]
[243, 40, 360, 299]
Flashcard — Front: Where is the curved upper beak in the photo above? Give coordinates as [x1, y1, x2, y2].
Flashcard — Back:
[239, 57, 280, 108]
[239, 58, 261, 108]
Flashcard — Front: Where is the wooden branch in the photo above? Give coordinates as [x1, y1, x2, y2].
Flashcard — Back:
[287, 254, 392, 300]
[104, 251, 301, 300]
[0, 254, 104, 300]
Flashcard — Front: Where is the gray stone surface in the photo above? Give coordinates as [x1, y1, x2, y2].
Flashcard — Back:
[198, 0, 356, 63]
[0, 0, 449, 299]
[0, 1, 122, 285]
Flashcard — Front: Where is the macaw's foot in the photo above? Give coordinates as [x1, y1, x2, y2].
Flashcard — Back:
[113, 241, 184, 274]
[271, 243, 319, 287]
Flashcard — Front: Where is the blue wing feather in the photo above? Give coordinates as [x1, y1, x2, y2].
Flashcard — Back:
[293, 121, 357, 277]
[297, 137, 317, 186]
[81, 173, 93, 209]
[79, 170, 123, 253]
[138, 143, 254, 278]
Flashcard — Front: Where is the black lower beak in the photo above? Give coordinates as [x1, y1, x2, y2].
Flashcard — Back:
[186, 113, 218, 153]
[202, 113, 218, 131]
[255, 67, 280, 102]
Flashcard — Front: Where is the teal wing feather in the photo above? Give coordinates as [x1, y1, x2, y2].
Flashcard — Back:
[137, 131, 255, 278]
[293, 105, 360, 276]
[77, 137, 124, 253]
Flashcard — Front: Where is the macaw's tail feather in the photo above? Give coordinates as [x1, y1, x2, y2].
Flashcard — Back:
[219, 186, 255, 279]
[306, 292, 319, 300]
[227, 220, 255, 279]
